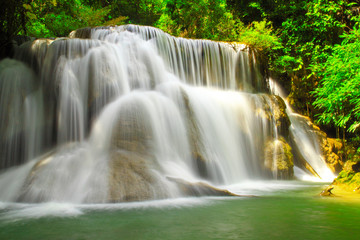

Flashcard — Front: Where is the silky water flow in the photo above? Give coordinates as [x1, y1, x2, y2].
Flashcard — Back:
[0, 25, 334, 204]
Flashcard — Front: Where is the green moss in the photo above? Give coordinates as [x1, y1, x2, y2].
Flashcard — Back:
[349, 173, 360, 186]
[336, 171, 355, 183]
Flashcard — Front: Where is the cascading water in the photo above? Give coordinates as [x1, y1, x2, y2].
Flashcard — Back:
[0, 25, 335, 203]
[0, 59, 44, 169]
[269, 78, 335, 181]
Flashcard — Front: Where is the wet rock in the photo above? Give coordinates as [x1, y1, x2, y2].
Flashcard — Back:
[14, 39, 52, 75]
[107, 101, 172, 202]
[264, 137, 294, 179]
[289, 114, 343, 175]
[319, 183, 360, 198]
[166, 177, 250, 197]
[320, 185, 334, 197]
[318, 136, 343, 174]
[0, 59, 40, 169]
[256, 94, 290, 139]
[108, 150, 169, 202]
[16, 143, 105, 203]
[272, 95, 291, 138]
[110, 103, 153, 155]
[69, 27, 92, 39]
[180, 88, 211, 179]
[342, 160, 360, 172]
[329, 159, 360, 193]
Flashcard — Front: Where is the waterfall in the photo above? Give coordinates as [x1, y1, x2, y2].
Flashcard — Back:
[0, 25, 334, 203]
[269, 78, 335, 181]
[0, 59, 44, 169]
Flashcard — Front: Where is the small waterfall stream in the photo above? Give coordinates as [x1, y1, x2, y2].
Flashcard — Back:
[0, 25, 334, 203]
[269, 78, 335, 181]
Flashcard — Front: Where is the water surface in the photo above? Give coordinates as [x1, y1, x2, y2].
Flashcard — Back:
[1, 181, 359, 240]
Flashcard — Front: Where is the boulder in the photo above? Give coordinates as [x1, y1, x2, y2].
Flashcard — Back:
[343, 160, 360, 172]
[69, 27, 92, 39]
[272, 95, 291, 138]
[107, 101, 172, 202]
[320, 185, 334, 197]
[108, 150, 169, 202]
[166, 177, 247, 197]
[327, 161, 360, 193]
[16, 143, 108, 203]
[318, 136, 343, 174]
[256, 94, 290, 139]
[264, 137, 294, 179]
[110, 102, 153, 155]
[180, 88, 211, 179]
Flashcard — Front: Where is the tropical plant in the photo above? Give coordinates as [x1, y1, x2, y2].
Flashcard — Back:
[156, 0, 237, 41]
[312, 26, 360, 140]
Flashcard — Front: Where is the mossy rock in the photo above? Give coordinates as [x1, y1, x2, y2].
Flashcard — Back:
[333, 160, 360, 191]
[319, 137, 343, 173]
[264, 137, 294, 179]
[255, 94, 290, 139]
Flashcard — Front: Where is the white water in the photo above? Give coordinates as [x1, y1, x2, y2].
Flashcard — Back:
[269, 78, 335, 181]
[0, 180, 314, 221]
[0, 25, 335, 204]
[0, 59, 44, 169]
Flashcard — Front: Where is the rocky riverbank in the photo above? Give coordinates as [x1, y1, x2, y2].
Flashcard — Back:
[320, 159, 360, 199]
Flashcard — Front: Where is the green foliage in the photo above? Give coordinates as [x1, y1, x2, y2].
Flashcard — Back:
[269, 0, 359, 117]
[279, 0, 347, 71]
[156, 0, 237, 41]
[101, 0, 165, 26]
[23, 0, 126, 38]
[0, 0, 27, 55]
[312, 27, 360, 133]
[237, 20, 281, 52]
[155, 13, 181, 36]
[337, 170, 355, 183]
[335, 170, 360, 189]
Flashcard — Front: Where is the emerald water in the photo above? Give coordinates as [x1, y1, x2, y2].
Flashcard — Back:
[1, 181, 359, 240]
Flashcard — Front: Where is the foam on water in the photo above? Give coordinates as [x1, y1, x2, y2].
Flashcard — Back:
[0, 178, 328, 221]
[225, 180, 325, 196]
[0, 198, 215, 221]
[0, 202, 83, 222]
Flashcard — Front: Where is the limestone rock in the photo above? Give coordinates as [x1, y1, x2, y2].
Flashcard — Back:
[108, 150, 169, 202]
[328, 160, 360, 193]
[272, 95, 291, 138]
[107, 101, 172, 202]
[110, 103, 153, 155]
[320, 185, 334, 197]
[166, 177, 246, 197]
[70, 27, 92, 39]
[17, 143, 109, 203]
[318, 137, 343, 174]
[264, 137, 294, 179]
[343, 160, 360, 172]
[289, 114, 343, 174]
[256, 94, 290, 139]
[180, 88, 212, 179]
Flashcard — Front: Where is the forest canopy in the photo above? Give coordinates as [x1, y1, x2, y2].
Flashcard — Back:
[1, 0, 360, 140]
